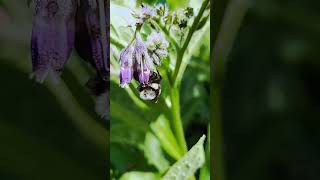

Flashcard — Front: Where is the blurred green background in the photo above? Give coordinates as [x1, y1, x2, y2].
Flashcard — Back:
[0, 1, 107, 179]
[214, 0, 320, 180]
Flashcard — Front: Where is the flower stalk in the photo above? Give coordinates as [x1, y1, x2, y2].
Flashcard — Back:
[112, 1, 210, 178]
[170, 87, 188, 153]
[172, 0, 210, 87]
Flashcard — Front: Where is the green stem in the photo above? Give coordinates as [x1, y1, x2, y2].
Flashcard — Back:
[166, 0, 210, 159]
[172, 0, 209, 86]
[170, 87, 188, 153]
[110, 36, 125, 49]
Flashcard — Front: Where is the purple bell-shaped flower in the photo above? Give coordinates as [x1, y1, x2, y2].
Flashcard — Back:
[133, 35, 153, 84]
[119, 45, 134, 87]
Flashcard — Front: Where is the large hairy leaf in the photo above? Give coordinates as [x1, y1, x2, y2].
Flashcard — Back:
[119, 172, 160, 180]
[150, 115, 183, 160]
[144, 132, 170, 173]
[163, 135, 206, 180]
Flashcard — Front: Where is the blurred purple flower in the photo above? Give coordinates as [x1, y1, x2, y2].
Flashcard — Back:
[75, 0, 109, 81]
[31, 0, 77, 82]
[31, 0, 109, 119]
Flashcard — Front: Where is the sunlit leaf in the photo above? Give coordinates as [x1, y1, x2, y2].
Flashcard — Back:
[197, 15, 210, 30]
[167, 0, 189, 9]
[150, 115, 183, 160]
[119, 171, 161, 180]
[176, 19, 210, 84]
[144, 132, 170, 173]
[111, 144, 152, 174]
[163, 135, 206, 180]
[199, 128, 210, 180]
[110, 2, 135, 43]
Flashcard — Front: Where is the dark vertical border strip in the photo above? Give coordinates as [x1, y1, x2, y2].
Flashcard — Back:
[211, 0, 250, 180]
[105, 0, 110, 178]
[211, 1, 229, 180]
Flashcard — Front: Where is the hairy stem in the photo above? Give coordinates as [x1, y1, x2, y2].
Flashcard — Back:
[172, 0, 210, 86]
[170, 87, 188, 153]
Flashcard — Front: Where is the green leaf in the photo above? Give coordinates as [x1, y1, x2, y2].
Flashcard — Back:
[163, 135, 206, 180]
[111, 0, 136, 7]
[119, 172, 161, 180]
[110, 3, 135, 43]
[144, 132, 170, 174]
[176, 19, 210, 84]
[167, 0, 189, 9]
[111, 144, 152, 174]
[199, 127, 210, 180]
[197, 15, 210, 30]
[110, 124, 146, 146]
[150, 115, 183, 160]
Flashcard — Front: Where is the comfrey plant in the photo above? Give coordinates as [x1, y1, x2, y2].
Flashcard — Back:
[118, 3, 196, 101]
[30, 0, 109, 118]
[111, 0, 210, 179]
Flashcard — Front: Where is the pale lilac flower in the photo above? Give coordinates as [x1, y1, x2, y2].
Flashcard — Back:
[146, 32, 169, 65]
[136, 62, 151, 84]
[119, 45, 134, 87]
[133, 3, 156, 25]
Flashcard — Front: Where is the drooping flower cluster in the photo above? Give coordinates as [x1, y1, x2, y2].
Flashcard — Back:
[119, 32, 168, 88]
[31, 0, 109, 118]
[118, 3, 172, 101]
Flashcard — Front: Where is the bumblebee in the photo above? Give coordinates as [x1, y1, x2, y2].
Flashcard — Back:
[138, 71, 162, 102]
